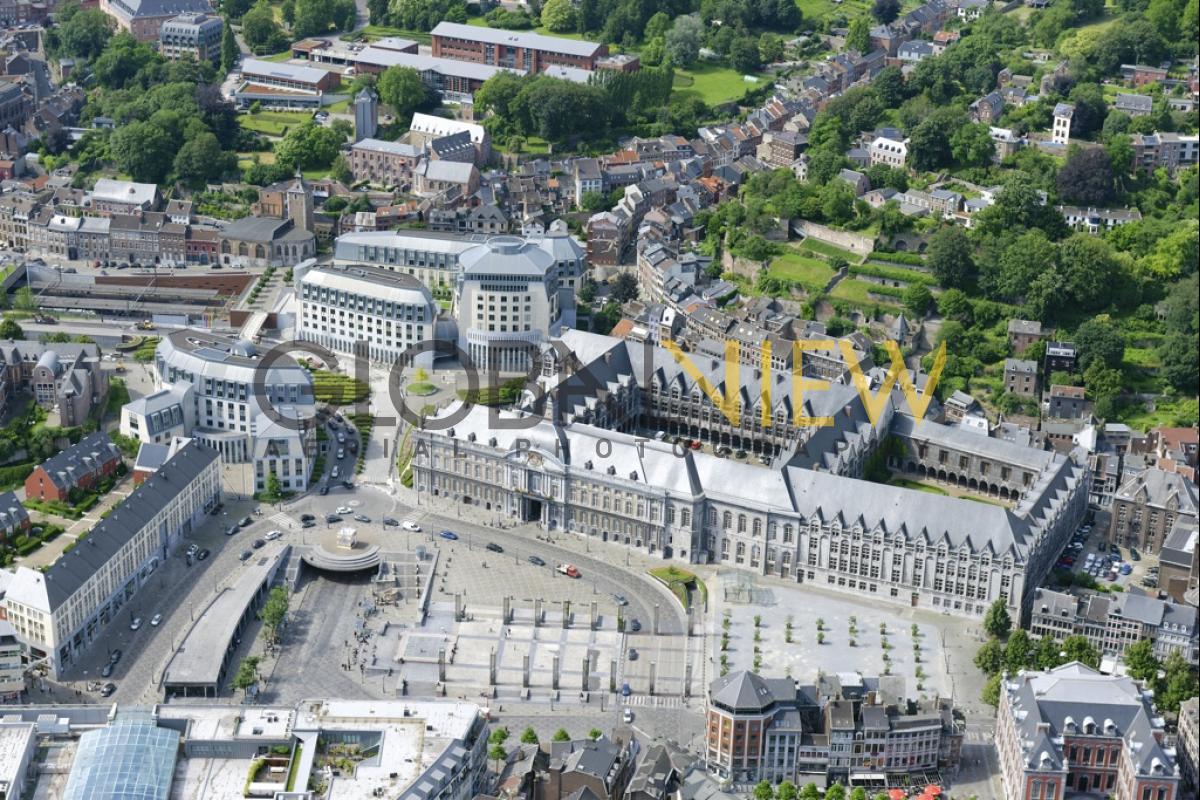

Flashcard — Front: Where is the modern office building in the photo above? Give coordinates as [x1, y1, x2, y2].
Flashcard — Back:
[455, 235, 571, 372]
[0, 620, 25, 697]
[152, 330, 316, 493]
[0, 440, 220, 676]
[158, 12, 223, 65]
[704, 670, 961, 785]
[996, 663, 1181, 800]
[296, 262, 440, 367]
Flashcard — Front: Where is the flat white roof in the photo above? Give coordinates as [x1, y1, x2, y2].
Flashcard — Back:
[0, 722, 35, 784]
[242, 58, 329, 85]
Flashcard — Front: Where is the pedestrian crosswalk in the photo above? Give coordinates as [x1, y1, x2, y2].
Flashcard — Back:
[621, 694, 685, 708]
[270, 512, 298, 530]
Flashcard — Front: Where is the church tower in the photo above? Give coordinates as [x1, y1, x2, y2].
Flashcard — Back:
[354, 88, 378, 142]
[285, 171, 314, 233]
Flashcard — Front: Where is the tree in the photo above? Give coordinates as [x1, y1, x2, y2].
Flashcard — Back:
[1004, 629, 1033, 673]
[1057, 148, 1114, 206]
[232, 656, 261, 692]
[1158, 333, 1200, 394]
[552, 728, 571, 742]
[846, 16, 871, 54]
[1060, 635, 1100, 668]
[730, 36, 762, 74]
[275, 121, 344, 170]
[983, 599, 1012, 638]
[825, 784, 846, 800]
[982, 673, 1002, 706]
[927, 226, 975, 290]
[541, 0, 576, 32]
[241, 2, 287, 53]
[109, 121, 175, 184]
[754, 781, 775, 800]
[974, 638, 1004, 674]
[777, 782, 798, 800]
[490, 726, 510, 744]
[520, 727, 539, 744]
[221, 18, 239, 74]
[377, 66, 429, 121]
[951, 123, 995, 168]
[872, 0, 901, 23]
[874, 66, 907, 108]
[489, 744, 508, 764]
[1123, 640, 1160, 682]
[611, 272, 639, 303]
[1155, 651, 1197, 713]
[666, 16, 702, 67]
[58, 9, 113, 60]
[1075, 317, 1125, 371]
[908, 118, 953, 172]
[800, 785, 821, 800]
[174, 132, 236, 188]
[1067, 83, 1108, 139]
[0, 316, 23, 340]
[368, 0, 389, 24]
[904, 284, 933, 317]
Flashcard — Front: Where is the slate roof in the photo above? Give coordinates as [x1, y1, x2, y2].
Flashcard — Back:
[0, 491, 28, 531]
[431, 22, 605, 58]
[10, 440, 217, 613]
[1114, 468, 1198, 514]
[104, 0, 211, 19]
[709, 671, 793, 710]
[34, 432, 121, 492]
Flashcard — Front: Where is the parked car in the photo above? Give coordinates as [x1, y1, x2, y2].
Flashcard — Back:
[110, 649, 122, 664]
[383, 517, 399, 527]
[319, 485, 330, 495]
[150, 613, 163, 626]
[1130, 548, 1141, 561]
[252, 539, 265, 549]
[486, 542, 503, 553]
[1119, 564, 1133, 575]
[100, 682, 116, 697]
[439, 530, 459, 540]
[326, 514, 342, 523]
[226, 525, 238, 536]
[130, 617, 142, 631]
[528, 555, 546, 566]
[628, 648, 638, 661]
[197, 549, 210, 561]
[239, 516, 252, 528]
[354, 514, 371, 523]
[629, 619, 641, 632]
[331, 465, 340, 479]
[186, 543, 199, 557]
[300, 514, 315, 522]
[623, 708, 634, 723]
[621, 683, 631, 697]
[101, 663, 114, 678]
[302, 520, 315, 528]
[265, 530, 282, 541]
[556, 563, 581, 578]
[336, 506, 352, 515]
[239, 551, 252, 561]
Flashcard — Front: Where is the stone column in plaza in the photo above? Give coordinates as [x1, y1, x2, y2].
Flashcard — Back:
[590, 601, 597, 630]
[653, 604, 660, 635]
[503, 595, 512, 623]
[522, 654, 530, 688]
[649, 661, 656, 696]
[684, 664, 692, 698]
[534, 598, 543, 627]
[562, 600, 571, 629]
[581, 655, 589, 691]
[489, 648, 497, 686]
[609, 660, 617, 693]
[455, 593, 463, 621]
[438, 648, 446, 682]
[552, 655, 560, 690]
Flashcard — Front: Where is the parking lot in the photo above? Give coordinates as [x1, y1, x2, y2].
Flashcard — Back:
[1055, 522, 1160, 593]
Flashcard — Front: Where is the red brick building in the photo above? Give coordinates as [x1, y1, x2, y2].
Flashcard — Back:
[24, 432, 122, 502]
[431, 21, 607, 73]
[997, 663, 1181, 800]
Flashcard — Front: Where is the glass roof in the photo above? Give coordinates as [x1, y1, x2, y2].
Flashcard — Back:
[62, 712, 180, 800]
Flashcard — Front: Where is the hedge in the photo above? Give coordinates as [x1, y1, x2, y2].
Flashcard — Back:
[0, 463, 33, 489]
[868, 249, 928, 266]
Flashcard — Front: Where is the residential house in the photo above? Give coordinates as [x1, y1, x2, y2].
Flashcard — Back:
[1008, 319, 1044, 354]
[1004, 358, 1038, 397]
[23, 432, 122, 503]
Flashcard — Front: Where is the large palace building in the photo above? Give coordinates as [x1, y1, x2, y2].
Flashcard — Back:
[412, 330, 1090, 621]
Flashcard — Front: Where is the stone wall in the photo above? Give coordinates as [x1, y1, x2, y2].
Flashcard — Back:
[791, 219, 875, 255]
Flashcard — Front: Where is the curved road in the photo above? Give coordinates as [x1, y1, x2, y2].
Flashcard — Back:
[283, 485, 688, 635]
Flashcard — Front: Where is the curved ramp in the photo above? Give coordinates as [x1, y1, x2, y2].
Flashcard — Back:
[301, 542, 382, 572]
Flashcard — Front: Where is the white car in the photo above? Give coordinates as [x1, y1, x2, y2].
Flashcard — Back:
[331, 465, 340, 479]
[130, 617, 143, 631]
[622, 708, 633, 723]
[403, 521, 421, 532]
[336, 506, 352, 515]
[265, 530, 282, 541]
[150, 613, 163, 626]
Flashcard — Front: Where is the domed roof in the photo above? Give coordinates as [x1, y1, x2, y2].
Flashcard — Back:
[459, 236, 555, 278]
[230, 339, 257, 358]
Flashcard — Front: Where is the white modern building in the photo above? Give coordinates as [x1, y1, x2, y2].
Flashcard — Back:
[152, 330, 316, 493]
[296, 262, 440, 367]
[455, 236, 571, 373]
[119, 384, 194, 445]
[1052, 102, 1074, 145]
[0, 439, 220, 677]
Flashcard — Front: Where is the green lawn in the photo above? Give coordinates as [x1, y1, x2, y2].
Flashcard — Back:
[238, 110, 312, 136]
[829, 278, 904, 312]
[887, 477, 949, 495]
[1115, 396, 1199, 430]
[796, 238, 859, 261]
[261, 50, 293, 63]
[673, 64, 763, 106]
[768, 251, 835, 291]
